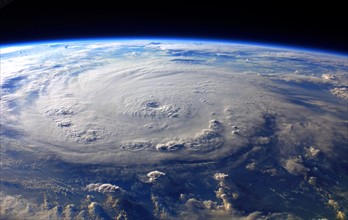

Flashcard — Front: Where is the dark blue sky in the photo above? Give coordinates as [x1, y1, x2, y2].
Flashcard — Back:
[1, 1, 347, 54]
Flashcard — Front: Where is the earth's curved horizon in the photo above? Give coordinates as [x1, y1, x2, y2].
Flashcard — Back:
[1, 38, 347, 219]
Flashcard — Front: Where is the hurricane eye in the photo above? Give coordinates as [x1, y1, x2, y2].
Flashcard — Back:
[145, 101, 160, 108]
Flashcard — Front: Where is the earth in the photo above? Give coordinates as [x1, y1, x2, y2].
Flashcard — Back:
[0, 39, 347, 219]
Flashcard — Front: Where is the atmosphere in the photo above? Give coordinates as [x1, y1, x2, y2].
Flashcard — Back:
[1, 1, 347, 53]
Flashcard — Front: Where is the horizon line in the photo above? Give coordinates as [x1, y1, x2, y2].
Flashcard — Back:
[1, 37, 347, 57]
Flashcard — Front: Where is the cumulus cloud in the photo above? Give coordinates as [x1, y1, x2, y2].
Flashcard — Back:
[305, 146, 321, 158]
[208, 119, 224, 132]
[185, 129, 225, 153]
[283, 157, 309, 176]
[0, 193, 33, 219]
[156, 141, 184, 151]
[212, 172, 243, 214]
[213, 173, 229, 181]
[331, 87, 348, 99]
[147, 170, 166, 183]
[181, 196, 300, 220]
[322, 74, 337, 80]
[246, 162, 256, 171]
[88, 201, 109, 219]
[85, 183, 123, 193]
[0, 193, 68, 220]
[328, 199, 346, 220]
[63, 204, 77, 219]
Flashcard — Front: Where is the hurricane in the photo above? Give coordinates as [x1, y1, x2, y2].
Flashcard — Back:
[1, 39, 347, 219]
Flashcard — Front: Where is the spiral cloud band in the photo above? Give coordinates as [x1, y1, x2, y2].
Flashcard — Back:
[1, 40, 347, 166]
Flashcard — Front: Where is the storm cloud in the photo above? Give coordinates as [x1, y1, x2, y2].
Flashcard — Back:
[1, 40, 347, 219]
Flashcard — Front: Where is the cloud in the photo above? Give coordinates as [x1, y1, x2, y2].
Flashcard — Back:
[88, 202, 110, 219]
[213, 172, 241, 213]
[246, 162, 256, 171]
[121, 140, 153, 151]
[0, 40, 346, 171]
[156, 141, 185, 151]
[155, 119, 225, 153]
[322, 74, 337, 80]
[0, 45, 34, 55]
[0, 193, 33, 219]
[213, 173, 228, 181]
[1, 40, 347, 220]
[63, 204, 77, 219]
[0, 41, 254, 164]
[181, 195, 301, 220]
[85, 183, 123, 194]
[331, 87, 348, 99]
[147, 170, 166, 183]
[282, 157, 309, 176]
[208, 119, 224, 132]
[184, 129, 225, 153]
[0, 192, 66, 220]
[305, 146, 321, 158]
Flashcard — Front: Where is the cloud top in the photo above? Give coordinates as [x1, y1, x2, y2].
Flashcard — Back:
[85, 183, 122, 193]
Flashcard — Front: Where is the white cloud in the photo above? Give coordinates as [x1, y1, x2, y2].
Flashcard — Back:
[322, 74, 337, 80]
[0, 193, 67, 220]
[246, 162, 256, 171]
[1, 40, 346, 167]
[331, 87, 348, 99]
[85, 183, 122, 193]
[147, 170, 166, 182]
[0, 45, 33, 54]
[305, 146, 321, 158]
[213, 173, 228, 181]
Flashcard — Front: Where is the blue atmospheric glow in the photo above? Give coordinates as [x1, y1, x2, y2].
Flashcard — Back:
[0, 37, 347, 57]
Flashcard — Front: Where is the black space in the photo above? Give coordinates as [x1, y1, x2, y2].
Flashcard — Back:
[1, 1, 347, 54]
